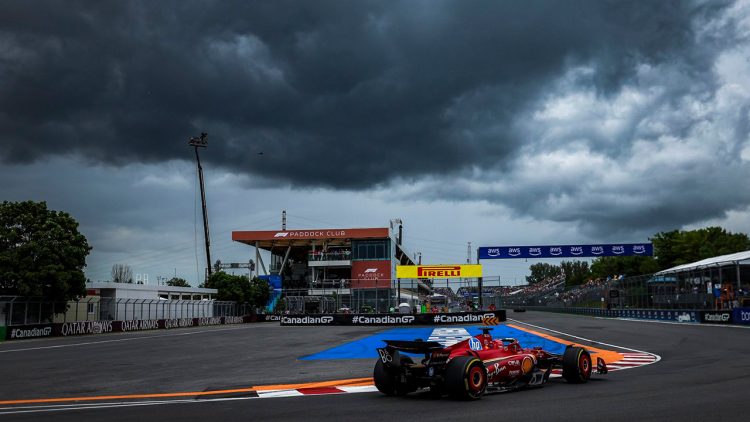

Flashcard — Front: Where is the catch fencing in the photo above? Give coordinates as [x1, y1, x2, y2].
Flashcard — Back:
[0, 296, 252, 326]
[276, 287, 502, 314]
[499, 272, 746, 310]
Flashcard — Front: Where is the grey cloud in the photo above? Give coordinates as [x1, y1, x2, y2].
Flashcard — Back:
[1, 0, 737, 189]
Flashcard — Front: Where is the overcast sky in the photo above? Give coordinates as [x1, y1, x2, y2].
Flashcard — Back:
[2, 0, 750, 286]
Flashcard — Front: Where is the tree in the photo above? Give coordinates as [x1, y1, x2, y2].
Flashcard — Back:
[166, 277, 190, 287]
[204, 271, 271, 309]
[247, 276, 271, 309]
[0, 201, 91, 302]
[111, 264, 133, 283]
[204, 271, 247, 302]
[590, 256, 659, 279]
[560, 260, 591, 287]
[526, 263, 562, 284]
[651, 227, 750, 270]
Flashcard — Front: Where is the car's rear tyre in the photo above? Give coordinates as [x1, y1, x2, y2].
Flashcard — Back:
[444, 356, 487, 400]
[562, 347, 592, 383]
[373, 356, 416, 396]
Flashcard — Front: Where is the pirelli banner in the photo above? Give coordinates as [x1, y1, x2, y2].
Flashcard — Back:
[396, 264, 483, 279]
[280, 310, 506, 326]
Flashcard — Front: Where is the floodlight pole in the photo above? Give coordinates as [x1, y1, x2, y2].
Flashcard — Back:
[189, 132, 212, 279]
[477, 249, 483, 310]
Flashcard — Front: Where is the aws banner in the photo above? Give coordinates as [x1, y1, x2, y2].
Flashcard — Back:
[396, 264, 482, 279]
[478, 243, 653, 260]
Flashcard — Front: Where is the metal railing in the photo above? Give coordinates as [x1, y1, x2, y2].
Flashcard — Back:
[271, 287, 504, 315]
[0, 296, 254, 326]
[308, 251, 352, 261]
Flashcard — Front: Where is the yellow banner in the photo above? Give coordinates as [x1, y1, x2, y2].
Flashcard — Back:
[396, 264, 483, 279]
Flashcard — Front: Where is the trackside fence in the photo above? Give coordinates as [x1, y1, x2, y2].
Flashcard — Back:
[515, 306, 750, 326]
[0, 296, 253, 326]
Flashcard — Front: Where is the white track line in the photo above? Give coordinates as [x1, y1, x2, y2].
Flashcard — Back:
[0, 397, 257, 416]
[508, 318, 662, 367]
[593, 317, 750, 329]
[0, 326, 255, 354]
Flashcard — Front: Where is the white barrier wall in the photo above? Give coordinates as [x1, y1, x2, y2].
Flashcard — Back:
[101, 299, 216, 321]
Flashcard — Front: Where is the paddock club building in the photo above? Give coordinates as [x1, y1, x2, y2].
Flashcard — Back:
[231, 225, 430, 312]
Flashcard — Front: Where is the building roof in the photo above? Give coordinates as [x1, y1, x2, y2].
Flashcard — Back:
[655, 250, 750, 274]
[232, 227, 389, 248]
[86, 281, 217, 294]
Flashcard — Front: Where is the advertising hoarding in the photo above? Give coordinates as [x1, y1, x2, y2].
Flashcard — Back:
[396, 264, 482, 279]
[351, 260, 392, 288]
[478, 243, 653, 259]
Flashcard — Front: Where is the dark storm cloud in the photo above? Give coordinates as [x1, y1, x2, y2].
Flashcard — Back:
[0, 0, 736, 189]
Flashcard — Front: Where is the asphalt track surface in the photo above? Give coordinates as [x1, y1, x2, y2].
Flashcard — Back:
[1, 312, 749, 421]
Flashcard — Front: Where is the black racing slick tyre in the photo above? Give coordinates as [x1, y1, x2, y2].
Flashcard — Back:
[444, 356, 487, 400]
[562, 347, 592, 383]
[374, 356, 416, 396]
[374, 359, 396, 396]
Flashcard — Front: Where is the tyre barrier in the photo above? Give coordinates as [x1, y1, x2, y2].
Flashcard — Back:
[519, 306, 750, 326]
[280, 310, 507, 326]
[2, 314, 272, 341]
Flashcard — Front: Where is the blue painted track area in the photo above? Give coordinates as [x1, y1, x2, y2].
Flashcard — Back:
[300, 324, 567, 360]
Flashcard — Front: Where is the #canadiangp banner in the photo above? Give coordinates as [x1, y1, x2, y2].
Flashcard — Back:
[478, 243, 653, 260]
[396, 264, 483, 279]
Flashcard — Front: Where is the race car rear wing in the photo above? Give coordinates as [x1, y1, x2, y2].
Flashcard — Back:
[382, 339, 444, 353]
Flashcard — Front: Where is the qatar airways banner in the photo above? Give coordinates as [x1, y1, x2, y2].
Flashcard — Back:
[478, 243, 653, 260]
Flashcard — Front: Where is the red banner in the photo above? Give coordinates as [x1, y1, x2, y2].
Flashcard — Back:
[233, 228, 388, 242]
[351, 260, 391, 288]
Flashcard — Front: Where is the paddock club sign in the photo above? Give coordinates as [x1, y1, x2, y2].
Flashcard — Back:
[396, 264, 483, 279]
[478, 243, 654, 260]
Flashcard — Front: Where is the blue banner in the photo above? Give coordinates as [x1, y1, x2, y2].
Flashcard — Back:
[733, 308, 750, 325]
[478, 243, 652, 260]
[259, 274, 282, 289]
[259, 275, 283, 313]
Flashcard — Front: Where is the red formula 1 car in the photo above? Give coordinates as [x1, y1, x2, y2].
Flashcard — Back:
[374, 327, 607, 399]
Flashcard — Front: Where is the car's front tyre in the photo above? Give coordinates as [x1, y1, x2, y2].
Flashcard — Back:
[562, 347, 592, 383]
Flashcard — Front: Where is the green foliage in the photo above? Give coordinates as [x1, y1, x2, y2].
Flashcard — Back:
[205, 271, 246, 302]
[560, 260, 591, 287]
[0, 201, 91, 302]
[204, 271, 270, 308]
[590, 256, 659, 279]
[277, 297, 288, 313]
[582, 226, 749, 280]
[651, 227, 750, 270]
[247, 276, 271, 309]
[526, 262, 562, 284]
[166, 277, 191, 287]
